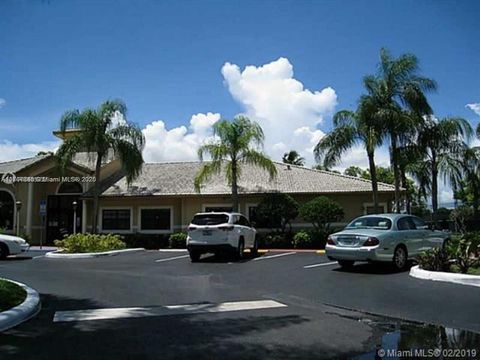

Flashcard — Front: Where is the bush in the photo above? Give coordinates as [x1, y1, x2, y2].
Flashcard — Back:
[418, 248, 451, 272]
[169, 232, 187, 249]
[299, 196, 344, 232]
[255, 193, 299, 232]
[256, 232, 292, 248]
[54, 233, 126, 253]
[447, 237, 480, 274]
[122, 233, 170, 249]
[292, 231, 312, 249]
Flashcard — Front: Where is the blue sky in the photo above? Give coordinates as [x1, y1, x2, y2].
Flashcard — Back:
[0, 0, 479, 188]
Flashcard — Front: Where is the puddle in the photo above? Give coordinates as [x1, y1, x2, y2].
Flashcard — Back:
[353, 320, 480, 359]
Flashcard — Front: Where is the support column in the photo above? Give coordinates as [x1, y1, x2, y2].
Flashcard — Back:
[82, 199, 87, 233]
[26, 182, 33, 237]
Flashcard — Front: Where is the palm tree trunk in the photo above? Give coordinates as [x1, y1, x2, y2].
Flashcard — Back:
[400, 166, 411, 214]
[91, 153, 103, 234]
[431, 158, 439, 227]
[391, 136, 402, 213]
[367, 151, 380, 213]
[231, 160, 239, 212]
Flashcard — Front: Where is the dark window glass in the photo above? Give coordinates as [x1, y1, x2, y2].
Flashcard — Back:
[102, 209, 130, 230]
[0, 191, 14, 230]
[239, 216, 250, 227]
[204, 206, 233, 213]
[411, 217, 428, 230]
[366, 205, 385, 214]
[397, 217, 416, 231]
[141, 208, 171, 230]
[191, 214, 229, 225]
[58, 182, 83, 194]
[346, 216, 392, 230]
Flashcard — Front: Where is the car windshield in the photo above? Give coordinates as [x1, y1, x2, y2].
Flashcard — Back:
[191, 214, 230, 226]
[345, 216, 392, 230]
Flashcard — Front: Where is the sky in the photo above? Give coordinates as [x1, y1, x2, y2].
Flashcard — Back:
[1, 0, 479, 205]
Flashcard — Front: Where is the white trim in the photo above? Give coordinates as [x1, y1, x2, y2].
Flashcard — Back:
[0, 188, 16, 233]
[98, 206, 133, 233]
[410, 265, 480, 288]
[55, 181, 83, 195]
[45, 248, 144, 259]
[137, 206, 174, 234]
[363, 202, 387, 215]
[201, 203, 233, 212]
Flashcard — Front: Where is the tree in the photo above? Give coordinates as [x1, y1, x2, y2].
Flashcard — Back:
[314, 96, 384, 212]
[408, 116, 472, 223]
[194, 116, 277, 211]
[56, 100, 145, 233]
[363, 48, 437, 212]
[453, 146, 480, 218]
[282, 150, 305, 166]
[299, 196, 344, 232]
[344, 166, 363, 177]
[255, 193, 299, 233]
[311, 164, 340, 173]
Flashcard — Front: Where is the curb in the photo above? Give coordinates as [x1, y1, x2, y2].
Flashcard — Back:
[410, 265, 480, 288]
[45, 248, 145, 259]
[0, 278, 41, 332]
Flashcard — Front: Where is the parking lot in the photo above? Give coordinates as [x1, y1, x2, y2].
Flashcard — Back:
[1, 250, 479, 359]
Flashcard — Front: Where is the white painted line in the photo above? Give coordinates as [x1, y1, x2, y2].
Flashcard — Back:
[53, 300, 287, 323]
[253, 252, 296, 261]
[303, 261, 338, 269]
[155, 254, 190, 262]
[33, 255, 45, 259]
[158, 249, 188, 252]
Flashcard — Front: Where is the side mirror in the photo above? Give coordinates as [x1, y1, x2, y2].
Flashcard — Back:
[250, 221, 257, 228]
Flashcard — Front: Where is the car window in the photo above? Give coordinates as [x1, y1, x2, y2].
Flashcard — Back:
[240, 216, 250, 227]
[191, 214, 229, 225]
[345, 216, 392, 230]
[397, 217, 416, 230]
[411, 216, 428, 230]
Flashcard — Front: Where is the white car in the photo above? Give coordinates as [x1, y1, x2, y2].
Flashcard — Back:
[0, 233, 30, 259]
[186, 212, 257, 262]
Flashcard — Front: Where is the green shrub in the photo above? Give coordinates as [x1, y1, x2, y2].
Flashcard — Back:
[122, 233, 169, 249]
[169, 232, 187, 249]
[299, 196, 344, 232]
[54, 233, 126, 253]
[256, 232, 292, 248]
[292, 231, 312, 249]
[255, 193, 299, 232]
[447, 237, 479, 274]
[418, 248, 451, 272]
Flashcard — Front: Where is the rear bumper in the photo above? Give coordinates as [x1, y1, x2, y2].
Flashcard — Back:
[187, 243, 236, 253]
[325, 244, 391, 262]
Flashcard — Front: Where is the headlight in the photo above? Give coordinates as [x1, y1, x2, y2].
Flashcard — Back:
[14, 239, 26, 244]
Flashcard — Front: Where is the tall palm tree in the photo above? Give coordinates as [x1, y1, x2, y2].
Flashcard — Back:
[282, 150, 305, 166]
[194, 115, 277, 211]
[408, 116, 472, 224]
[56, 100, 145, 233]
[314, 97, 384, 213]
[364, 48, 437, 212]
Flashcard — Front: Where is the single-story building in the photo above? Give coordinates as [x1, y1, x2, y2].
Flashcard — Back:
[0, 131, 397, 245]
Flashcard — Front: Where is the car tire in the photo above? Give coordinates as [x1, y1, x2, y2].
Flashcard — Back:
[393, 245, 408, 271]
[189, 250, 201, 262]
[338, 260, 354, 268]
[236, 238, 245, 260]
[0, 242, 9, 260]
[250, 238, 258, 257]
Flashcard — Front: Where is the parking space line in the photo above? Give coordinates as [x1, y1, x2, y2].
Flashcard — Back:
[303, 261, 337, 269]
[155, 255, 190, 262]
[253, 251, 296, 261]
[53, 300, 288, 323]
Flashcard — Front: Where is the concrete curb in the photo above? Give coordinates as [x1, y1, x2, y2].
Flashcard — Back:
[45, 248, 145, 259]
[0, 278, 41, 332]
[410, 265, 480, 288]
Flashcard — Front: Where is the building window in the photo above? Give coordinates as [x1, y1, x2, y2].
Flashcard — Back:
[57, 182, 83, 194]
[102, 209, 131, 231]
[140, 208, 172, 231]
[364, 203, 386, 215]
[0, 190, 14, 230]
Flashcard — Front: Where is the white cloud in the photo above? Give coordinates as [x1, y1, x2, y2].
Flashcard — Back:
[466, 103, 480, 116]
[142, 112, 220, 162]
[0, 98, 6, 108]
[0, 140, 60, 162]
[221, 57, 337, 164]
[333, 145, 391, 172]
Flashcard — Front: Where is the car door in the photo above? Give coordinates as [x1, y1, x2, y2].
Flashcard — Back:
[396, 216, 422, 256]
[239, 215, 254, 247]
[410, 216, 431, 252]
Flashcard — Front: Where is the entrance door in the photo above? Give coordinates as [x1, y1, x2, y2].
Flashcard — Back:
[46, 195, 82, 243]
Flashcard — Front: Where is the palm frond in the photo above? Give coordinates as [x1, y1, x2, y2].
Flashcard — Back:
[242, 149, 277, 179]
[194, 161, 222, 192]
[314, 125, 357, 168]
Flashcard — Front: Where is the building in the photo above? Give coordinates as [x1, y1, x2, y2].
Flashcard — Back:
[0, 137, 396, 244]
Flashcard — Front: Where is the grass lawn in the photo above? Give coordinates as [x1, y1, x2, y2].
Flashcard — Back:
[450, 265, 480, 276]
[0, 279, 27, 312]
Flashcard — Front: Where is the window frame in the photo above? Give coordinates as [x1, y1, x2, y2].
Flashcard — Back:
[201, 203, 233, 213]
[99, 206, 133, 233]
[362, 202, 387, 215]
[138, 206, 174, 234]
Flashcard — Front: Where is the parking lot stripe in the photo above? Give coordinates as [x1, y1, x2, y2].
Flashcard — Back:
[53, 300, 287, 323]
[253, 251, 296, 261]
[303, 261, 338, 269]
[155, 255, 190, 262]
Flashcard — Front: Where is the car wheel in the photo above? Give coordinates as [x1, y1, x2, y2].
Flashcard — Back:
[250, 238, 258, 257]
[338, 260, 354, 268]
[0, 243, 8, 260]
[189, 250, 201, 262]
[393, 245, 408, 270]
[236, 238, 245, 260]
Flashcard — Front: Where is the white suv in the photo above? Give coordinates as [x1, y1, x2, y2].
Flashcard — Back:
[186, 212, 257, 262]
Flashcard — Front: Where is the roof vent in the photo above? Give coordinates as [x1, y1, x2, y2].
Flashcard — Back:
[286, 165, 291, 170]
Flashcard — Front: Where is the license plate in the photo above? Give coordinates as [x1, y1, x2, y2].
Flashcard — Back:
[202, 230, 212, 236]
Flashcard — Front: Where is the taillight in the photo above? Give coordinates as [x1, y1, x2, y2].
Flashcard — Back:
[327, 236, 336, 245]
[363, 237, 379, 246]
[218, 225, 234, 231]
[188, 226, 197, 231]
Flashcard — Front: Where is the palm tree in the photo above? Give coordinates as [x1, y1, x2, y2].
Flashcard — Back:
[364, 48, 437, 212]
[282, 150, 305, 166]
[194, 116, 277, 212]
[56, 100, 145, 233]
[408, 116, 472, 224]
[314, 97, 384, 213]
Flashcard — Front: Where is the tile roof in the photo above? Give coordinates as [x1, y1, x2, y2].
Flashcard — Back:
[0, 154, 51, 174]
[98, 161, 396, 197]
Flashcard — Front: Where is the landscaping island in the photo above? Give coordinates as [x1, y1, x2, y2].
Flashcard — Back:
[0, 279, 26, 312]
